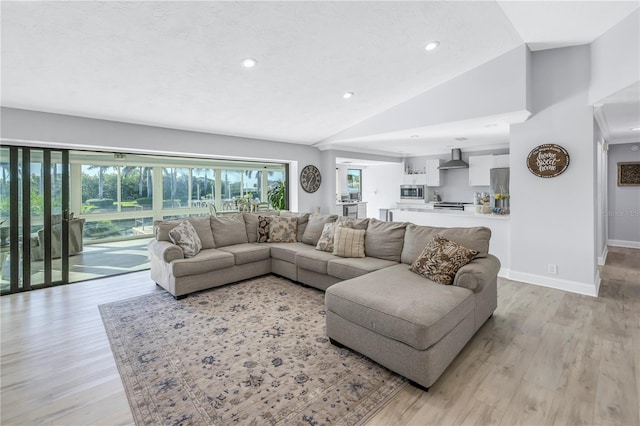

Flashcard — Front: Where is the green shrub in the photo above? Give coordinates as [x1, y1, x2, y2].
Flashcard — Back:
[86, 198, 115, 208]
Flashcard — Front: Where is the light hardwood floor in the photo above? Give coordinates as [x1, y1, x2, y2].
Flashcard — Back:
[1, 247, 638, 425]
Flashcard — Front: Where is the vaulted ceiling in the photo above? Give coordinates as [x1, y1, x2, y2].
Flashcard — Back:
[1, 1, 638, 156]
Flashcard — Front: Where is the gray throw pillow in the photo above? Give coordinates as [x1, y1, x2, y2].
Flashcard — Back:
[244, 211, 280, 243]
[337, 216, 369, 230]
[301, 214, 338, 246]
[168, 220, 202, 258]
[210, 215, 249, 247]
[154, 216, 215, 249]
[364, 218, 407, 262]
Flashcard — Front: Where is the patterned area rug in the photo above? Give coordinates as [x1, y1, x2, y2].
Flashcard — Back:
[100, 275, 406, 425]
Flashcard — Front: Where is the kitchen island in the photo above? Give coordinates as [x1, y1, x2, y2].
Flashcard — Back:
[391, 208, 510, 276]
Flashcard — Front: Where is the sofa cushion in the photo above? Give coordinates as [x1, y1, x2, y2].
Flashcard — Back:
[168, 220, 202, 258]
[333, 227, 366, 258]
[243, 211, 280, 243]
[325, 264, 474, 350]
[301, 214, 338, 246]
[268, 216, 298, 243]
[410, 235, 478, 285]
[364, 218, 407, 262]
[171, 248, 235, 278]
[296, 250, 340, 274]
[155, 216, 215, 249]
[328, 257, 398, 280]
[267, 242, 315, 263]
[279, 212, 310, 242]
[401, 224, 491, 264]
[337, 216, 369, 230]
[218, 243, 271, 265]
[210, 215, 249, 247]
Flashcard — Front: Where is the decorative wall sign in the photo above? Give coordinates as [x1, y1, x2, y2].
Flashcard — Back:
[300, 165, 322, 193]
[527, 144, 570, 178]
[618, 162, 640, 186]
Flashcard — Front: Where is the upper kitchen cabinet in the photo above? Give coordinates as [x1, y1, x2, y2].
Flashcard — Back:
[425, 159, 441, 186]
[402, 173, 427, 185]
[492, 154, 510, 168]
[468, 154, 510, 186]
[468, 155, 493, 186]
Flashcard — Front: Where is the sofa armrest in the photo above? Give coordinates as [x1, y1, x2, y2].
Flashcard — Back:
[453, 254, 500, 293]
[148, 239, 184, 263]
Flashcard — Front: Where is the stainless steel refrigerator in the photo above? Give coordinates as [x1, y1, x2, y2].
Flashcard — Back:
[490, 168, 510, 213]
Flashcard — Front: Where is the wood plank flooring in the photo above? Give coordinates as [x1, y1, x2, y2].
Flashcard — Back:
[1, 246, 638, 425]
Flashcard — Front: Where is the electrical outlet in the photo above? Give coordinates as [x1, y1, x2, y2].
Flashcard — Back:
[548, 264, 558, 275]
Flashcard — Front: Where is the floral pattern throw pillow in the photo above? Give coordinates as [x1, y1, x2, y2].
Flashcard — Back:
[315, 222, 339, 252]
[168, 220, 202, 258]
[268, 216, 298, 243]
[257, 216, 273, 243]
[410, 235, 478, 285]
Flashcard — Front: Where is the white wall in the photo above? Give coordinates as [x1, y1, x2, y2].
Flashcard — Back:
[607, 143, 640, 248]
[362, 163, 404, 219]
[590, 9, 640, 104]
[594, 120, 608, 264]
[0, 107, 325, 213]
[510, 45, 598, 296]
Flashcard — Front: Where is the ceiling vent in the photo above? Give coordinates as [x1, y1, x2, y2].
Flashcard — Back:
[438, 148, 469, 170]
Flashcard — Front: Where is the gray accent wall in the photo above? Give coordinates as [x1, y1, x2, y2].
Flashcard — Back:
[608, 143, 640, 245]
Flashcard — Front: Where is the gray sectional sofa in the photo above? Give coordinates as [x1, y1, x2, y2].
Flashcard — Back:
[148, 211, 499, 390]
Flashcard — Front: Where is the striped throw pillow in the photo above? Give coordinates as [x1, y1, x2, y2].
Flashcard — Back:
[332, 226, 366, 258]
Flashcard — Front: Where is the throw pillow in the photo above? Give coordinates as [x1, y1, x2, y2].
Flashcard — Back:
[210, 215, 249, 247]
[315, 222, 338, 252]
[333, 226, 366, 258]
[337, 216, 369, 230]
[301, 214, 338, 246]
[168, 220, 202, 258]
[268, 216, 298, 243]
[410, 235, 478, 285]
[257, 215, 273, 243]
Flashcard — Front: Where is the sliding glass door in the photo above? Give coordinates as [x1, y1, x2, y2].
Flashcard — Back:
[0, 146, 70, 295]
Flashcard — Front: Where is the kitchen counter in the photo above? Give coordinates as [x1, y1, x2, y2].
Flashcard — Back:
[391, 208, 511, 276]
[393, 207, 510, 220]
[335, 201, 367, 218]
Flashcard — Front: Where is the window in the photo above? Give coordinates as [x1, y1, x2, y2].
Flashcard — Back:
[347, 169, 361, 199]
[162, 167, 189, 209]
[81, 165, 118, 213]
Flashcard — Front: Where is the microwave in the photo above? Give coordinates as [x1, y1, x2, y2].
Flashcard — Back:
[400, 185, 425, 200]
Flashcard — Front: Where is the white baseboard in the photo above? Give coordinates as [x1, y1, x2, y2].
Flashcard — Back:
[598, 245, 608, 266]
[498, 268, 510, 278]
[508, 271, 598, 297]
[608, 239, 640, 249]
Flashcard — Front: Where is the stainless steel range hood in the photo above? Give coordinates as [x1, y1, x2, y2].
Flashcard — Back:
[438, 148, 469, 170]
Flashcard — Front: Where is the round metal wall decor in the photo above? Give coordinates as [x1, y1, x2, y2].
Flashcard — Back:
[527, 144, 570, 178]
[300, 165, 321, 193]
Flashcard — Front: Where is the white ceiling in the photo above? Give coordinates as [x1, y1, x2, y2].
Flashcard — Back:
[1, 1, 639, 157]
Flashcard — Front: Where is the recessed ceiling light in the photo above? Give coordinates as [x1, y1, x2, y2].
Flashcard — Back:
[241, 58, 257, 68]
[455, 137, 468, 141]
[425, 41, 440, 51]
[410, 135, 420, 138]
[343, 92, 354, 99]
[485, 124, 498, 128]
[631, 127, 640, 131]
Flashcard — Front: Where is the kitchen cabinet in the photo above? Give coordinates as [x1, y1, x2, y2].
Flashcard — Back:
[357, 202, 367, 219]
[492, 154, 510, 168]
[468, 155, 493, 186]
[425, 159, 441, 186]
[402, 173, 427, 185]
